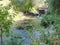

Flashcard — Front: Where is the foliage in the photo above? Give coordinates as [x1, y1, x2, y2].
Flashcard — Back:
[40, 14, 60, 45]
[10, 0, 34, 12]
[0, 0, 60, 45]
[48, 0, 60, 14]
[14, 14, 60, 45]
[47, 0, 60, 41]
[0, 4, 14, 36]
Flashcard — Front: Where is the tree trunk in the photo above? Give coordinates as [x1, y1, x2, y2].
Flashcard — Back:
[0, 25, 3, 45]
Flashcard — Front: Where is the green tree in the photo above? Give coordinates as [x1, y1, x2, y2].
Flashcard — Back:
[0, 4, 15, 45]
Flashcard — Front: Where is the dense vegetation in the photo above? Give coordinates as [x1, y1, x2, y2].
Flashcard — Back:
[0, 4, 15, 45]
[10, 0, 33, 12]
[48, 0, 60, 14]
[0, 0, 60, 45]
